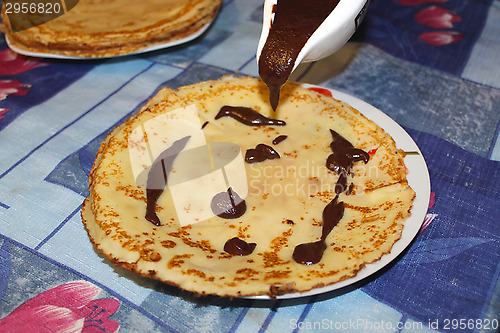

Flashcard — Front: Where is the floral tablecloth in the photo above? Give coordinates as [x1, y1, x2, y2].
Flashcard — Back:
[0, 0, 499, 332]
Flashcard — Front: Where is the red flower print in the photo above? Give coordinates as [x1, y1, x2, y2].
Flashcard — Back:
[0, 281, 119, 333]
[415, 6, 461, 29]
[419, 191, 437, 233]
[0, 108, 8, 120]
[394, 0, 447, 6]
[428, 191, 435, 209]
[0, 49, 48, 76]
[0, 80, 30, 101]
[81, 299, 120, 332]
[420, 213, 438, 232]
[419, 31, 464, 46]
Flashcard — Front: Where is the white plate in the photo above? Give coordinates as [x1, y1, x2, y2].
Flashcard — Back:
[5, 21, 212, 60]
[249, 86, 431, 300]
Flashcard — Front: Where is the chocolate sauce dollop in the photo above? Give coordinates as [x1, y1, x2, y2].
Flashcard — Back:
[259, 0, 340, 110]
[224, 237, 257, 256]
[292, 195, 344, 265]
[211, 187, 247, 219]
[245, 144, 280, 163]
[215, 106, 286, 126]
[292, 240, 327, 266]
[272, 134, 288, 145]
[326, 129, 369, 194]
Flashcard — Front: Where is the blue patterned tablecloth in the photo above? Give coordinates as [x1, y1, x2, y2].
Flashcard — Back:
[0, 0, 499, 332]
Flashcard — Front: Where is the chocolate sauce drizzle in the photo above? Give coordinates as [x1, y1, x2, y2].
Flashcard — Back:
[145, 136, 191, 226]
[224, 237, 257, 256]
[326, 129, 369, 194]
[292, 129, 368, 265]
[245, 144, 280, 163]
[292, 195, 344, 265]
[145, 188, 164, 226]
[211, 187, 247, 219]
[272, 134, 288, 145]
[259, 0, 341, 110]
[215, 106, 286, 126]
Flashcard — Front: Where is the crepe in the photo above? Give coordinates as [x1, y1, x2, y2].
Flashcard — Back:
[81, 76, 415, 297]
[1, 0, 222, 57]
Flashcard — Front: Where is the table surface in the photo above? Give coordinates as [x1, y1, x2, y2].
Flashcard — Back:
[0, 0, 499, 332]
